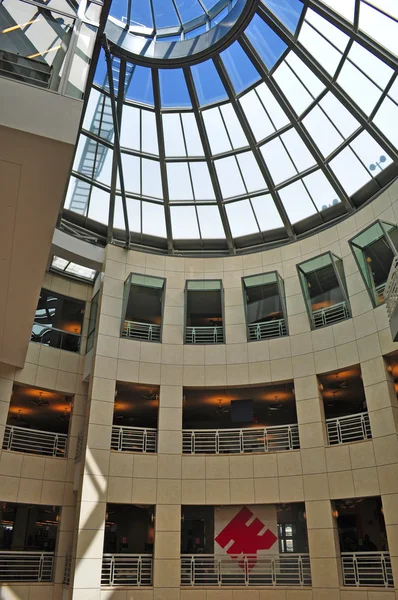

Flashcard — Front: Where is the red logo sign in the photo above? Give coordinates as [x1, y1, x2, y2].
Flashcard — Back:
[215, 507, 278, 570]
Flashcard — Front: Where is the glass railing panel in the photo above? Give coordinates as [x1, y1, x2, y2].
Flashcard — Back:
[31, 323, 81, 352]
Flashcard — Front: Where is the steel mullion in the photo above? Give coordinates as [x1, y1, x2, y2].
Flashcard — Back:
[241, 35, 354, 212]
[152, 69, 174, 253]
[212, 54, 296, 239]
[257, 3, 398, 162]
[216, 112, 265, 239]
[179, 114, 202, 243]
[369, 71, 398, 121]
[125, 0, 131, 29]
[353, 0, 361, 31]
[103, 37, 131, 246]
[307, 0, 398, 69]
[109, 57, 130, 244]
[301, 18, 353, 83]
[184, 66, 235, 254]
[58, 0, 112, 231]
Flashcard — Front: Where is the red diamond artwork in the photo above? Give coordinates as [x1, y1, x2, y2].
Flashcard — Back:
[215, 506, 278, 570]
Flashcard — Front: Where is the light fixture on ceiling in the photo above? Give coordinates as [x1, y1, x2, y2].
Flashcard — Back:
[30, 391, 49, 407]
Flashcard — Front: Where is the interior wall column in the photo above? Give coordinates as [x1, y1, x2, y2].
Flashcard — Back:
[153, 384, 183, 599]
[362, 356, 398, 589]
[70, 369, 113, 600]
[295, 375, 341, 592]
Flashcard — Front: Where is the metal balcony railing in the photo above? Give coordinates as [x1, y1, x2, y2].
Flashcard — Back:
[185, 326, 224, 344]
[326, 412, 371, 445]
[182, 424, 300, 454]
[31, 323, 81, 353]
[101, 554, 153, 586]
[181, 554, 311, 586]
[375, 282, 386, 304]
[341, 552, 393, 587]
[3, 425, 68, 457]
[63, 555, 72, 586]
[248, 318, 287, 341]
[385, 256, 398, 319]
[111, 425, 157, 453]
[122, 320, 161, 342]
[312, 301, 350, 328]
[0, 552, 54, 582]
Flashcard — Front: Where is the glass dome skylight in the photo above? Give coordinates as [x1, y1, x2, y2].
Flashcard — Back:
[61, 0, 398, 254]
[109, 0, 237, 40]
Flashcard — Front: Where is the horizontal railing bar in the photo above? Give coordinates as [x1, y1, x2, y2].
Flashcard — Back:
[103, 554, 152, 557]
[326, 411, 369, 423]
[123, 320, 161, 328]
[111, 425, 157, 432]
[182, 423, 298, 433]
[4, 425, 68, 439]
[312, 301, 348, 315]
[0, 551, 54, 555]
[32, 322, 81, 337]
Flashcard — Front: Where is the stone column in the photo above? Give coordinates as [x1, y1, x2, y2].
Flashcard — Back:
[153, 384, 183, 600]
[295, 375, 342, 593]
[362, 356, 398, 589]
[70, 371, 114, 600]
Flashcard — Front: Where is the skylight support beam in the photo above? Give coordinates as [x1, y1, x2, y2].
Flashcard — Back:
[305, 0, 398, 71]
[184, 66, 236, 254]
[240, 36, 354, 214]
[212, 54, 296, 240]
[257, 3, 398, 164]
[152, 68, 174, 253]
[103, 37, 131, 247]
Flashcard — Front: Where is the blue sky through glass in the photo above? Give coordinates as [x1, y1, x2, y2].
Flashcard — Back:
[125, 66, 154, 105]
[245, 14, 287, 69]
[118, 0, 231, 33]
[159, 68, 192, 107]
[221, 41, 261, 93]
[191, 59, 228, 105]
[261, 0, 304, 33]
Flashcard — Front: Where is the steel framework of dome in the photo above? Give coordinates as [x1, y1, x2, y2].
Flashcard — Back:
[61, 0, 398, 255]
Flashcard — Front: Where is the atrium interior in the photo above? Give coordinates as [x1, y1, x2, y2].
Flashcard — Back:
[2, 0, 398, 599]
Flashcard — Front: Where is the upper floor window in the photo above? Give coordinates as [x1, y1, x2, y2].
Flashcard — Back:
[297, 252, 351, 329]
[3, 384, 71, 458]
[121, 274, 165, 342]
[242, 272, 288, 341]
[51, 255, 96, 283]
[31, 289, 85, 353]
[185, 280, 224, 344]
[350, 220, 398, 307]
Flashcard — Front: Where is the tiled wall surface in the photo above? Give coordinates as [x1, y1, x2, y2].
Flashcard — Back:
[2, 182, 398, 599]
[0, 274, 91, 600]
